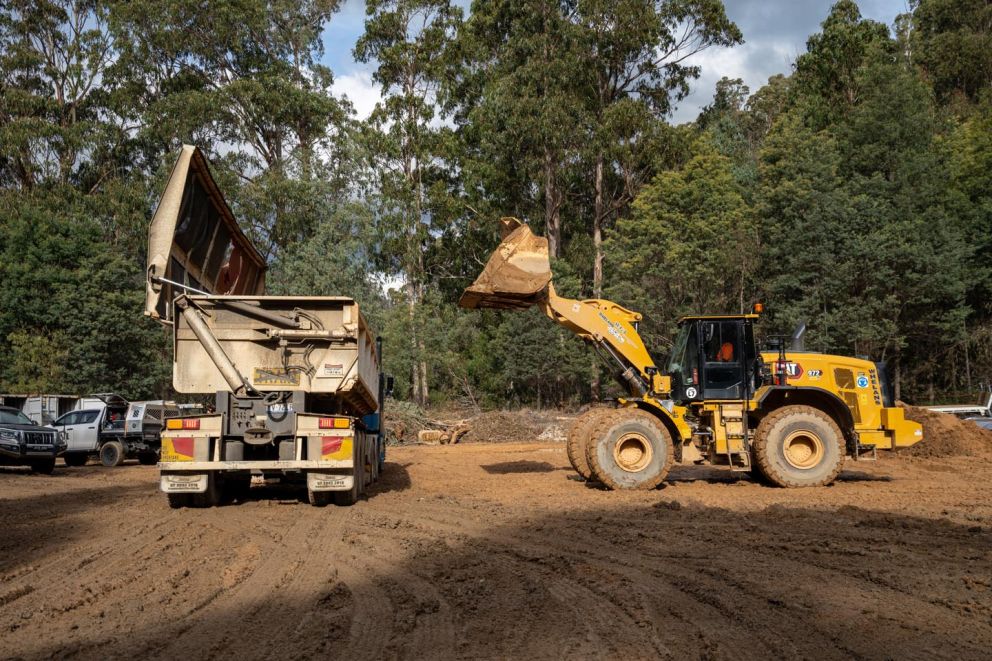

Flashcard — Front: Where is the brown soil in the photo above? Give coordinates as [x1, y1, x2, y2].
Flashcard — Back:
[902, 405, 992, 458]
[2, 446, 991, 659]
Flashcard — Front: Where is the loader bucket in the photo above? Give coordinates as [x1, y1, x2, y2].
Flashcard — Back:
[459, 218, 552, 310]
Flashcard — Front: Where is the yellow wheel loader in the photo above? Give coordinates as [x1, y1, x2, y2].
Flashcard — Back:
[460, 218, 923, 489]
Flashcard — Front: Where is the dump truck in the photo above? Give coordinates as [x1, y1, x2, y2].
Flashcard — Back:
[461, 218, 923, 489]
[145, 145, 388, 507]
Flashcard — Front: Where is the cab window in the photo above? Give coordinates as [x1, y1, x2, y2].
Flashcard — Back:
[702, 320, 745, 400]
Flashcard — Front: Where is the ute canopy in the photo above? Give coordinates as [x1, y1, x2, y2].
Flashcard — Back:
[145, 145, 266, 323]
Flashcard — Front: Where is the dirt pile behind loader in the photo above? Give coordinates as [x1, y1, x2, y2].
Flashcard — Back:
[901, 405, 992, 458]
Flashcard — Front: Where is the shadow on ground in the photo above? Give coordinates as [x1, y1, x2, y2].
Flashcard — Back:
[19, 495, 991, 660]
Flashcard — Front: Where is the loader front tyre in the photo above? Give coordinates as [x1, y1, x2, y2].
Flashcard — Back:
[585, 409, 673, 490]
[752, 405, 844, 488]
[566, 408, 607, 480]
[99, 441, 125, 467]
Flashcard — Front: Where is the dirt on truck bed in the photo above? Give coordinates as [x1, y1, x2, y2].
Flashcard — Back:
[2, 444, 991, 660]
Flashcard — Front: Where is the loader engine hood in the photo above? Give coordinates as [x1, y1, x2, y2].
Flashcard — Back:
[459, 218, 552, 310]
[145, 145, 267, 324]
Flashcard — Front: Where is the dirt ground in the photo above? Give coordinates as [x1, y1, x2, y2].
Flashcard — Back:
[2, 444, 991, 660]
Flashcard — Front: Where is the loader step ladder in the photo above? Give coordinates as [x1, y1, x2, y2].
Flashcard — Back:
[719, 404, 751, 472]
[853, 441, 877, 462]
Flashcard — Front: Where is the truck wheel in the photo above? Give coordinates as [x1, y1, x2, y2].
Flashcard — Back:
[30, 458, 56, 475]
[566, 408, 607, 480]
[99, 441, 125, 467]
[191, 474, 222, 507]
[167, 493, 192, 509]
[752, 405, 844, 488]
[308, 489, 332, 507]
[585, 409, 673, 490]
[226, 474, 252, 503]
[137, 451, 158, 466]
[63, 452, 88, 467]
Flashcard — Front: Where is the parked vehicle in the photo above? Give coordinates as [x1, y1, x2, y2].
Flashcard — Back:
[0, 406, 64, 473]
[0, 394, 78, 426]
[54, 394, 179, 467]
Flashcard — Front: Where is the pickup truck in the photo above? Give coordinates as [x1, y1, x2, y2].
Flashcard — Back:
[54, 394, 179, 467]
[0, 405, 64, 473]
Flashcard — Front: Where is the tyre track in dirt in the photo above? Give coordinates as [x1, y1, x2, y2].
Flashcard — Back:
[2, 444, 991, 660]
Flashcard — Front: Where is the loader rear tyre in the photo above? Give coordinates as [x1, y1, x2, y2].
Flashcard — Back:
[63, 452, 88, 467]
[566, 408, 607, 480]
[99, 441, 125, 467]
[752, 405, 844, 488]
[585, 409, 674, 490]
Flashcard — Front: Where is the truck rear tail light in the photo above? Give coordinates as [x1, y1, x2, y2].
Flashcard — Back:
[166, 418, 201, 430]
[318, 417, 350, 429]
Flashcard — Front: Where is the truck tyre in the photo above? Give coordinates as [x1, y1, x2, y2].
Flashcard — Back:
[752, 405, 844, 488]
[137, 451, 158, 466]
[333, 453, 363, 507]
[308, 489, 332, 507]
[226, 474, 252, 503]
[63, 452, 88, 467]
[99, 440, 125, 467]
[585, 409, 674, 490]
[191, 473, 222, 507]
[167, 493, 192, 509]
[30, 458, 56, 475]
[566, 408, 607, 480]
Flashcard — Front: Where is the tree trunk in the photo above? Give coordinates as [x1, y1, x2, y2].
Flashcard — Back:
[894, 356, 901, 403]
[591, 154, 605, 400]
[544, 148, 561, 258]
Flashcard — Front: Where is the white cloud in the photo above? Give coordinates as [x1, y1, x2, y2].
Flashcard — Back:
[332, 70, 382, 120]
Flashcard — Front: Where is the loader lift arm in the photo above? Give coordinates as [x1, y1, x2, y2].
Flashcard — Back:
[459, 218, 663, 397]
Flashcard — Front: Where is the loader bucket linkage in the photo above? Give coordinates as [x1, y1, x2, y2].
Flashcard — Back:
[459, 217, 553, 310]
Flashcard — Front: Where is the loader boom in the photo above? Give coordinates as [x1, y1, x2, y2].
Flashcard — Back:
[459, 218, 662, 396]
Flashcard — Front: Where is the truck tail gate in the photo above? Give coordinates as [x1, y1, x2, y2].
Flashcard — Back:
[145, 145, 267, 324]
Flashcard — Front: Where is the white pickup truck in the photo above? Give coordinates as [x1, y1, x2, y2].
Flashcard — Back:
[54, 394, 179, 467]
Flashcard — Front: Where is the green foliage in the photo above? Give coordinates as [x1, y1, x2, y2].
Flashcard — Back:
[1, 0, 992, 409]
[606, 138, 756, 354]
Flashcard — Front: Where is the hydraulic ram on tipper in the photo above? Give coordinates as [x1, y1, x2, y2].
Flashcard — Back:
[176, 297, 257, 397]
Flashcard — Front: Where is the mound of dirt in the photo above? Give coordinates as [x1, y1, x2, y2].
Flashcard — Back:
[901, 405, 992, 458]
[459, 410, 547, 444]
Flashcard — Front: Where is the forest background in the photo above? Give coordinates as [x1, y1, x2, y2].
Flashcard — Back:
[2, 0, 991, 409]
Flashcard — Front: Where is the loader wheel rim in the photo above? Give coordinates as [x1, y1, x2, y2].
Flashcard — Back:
[783, 431, 824, 469]
[613, 433, 653, 473]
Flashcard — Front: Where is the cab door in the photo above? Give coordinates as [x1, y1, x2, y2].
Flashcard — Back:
[62, 410, 101, 452]
[700, 320, 748, 400]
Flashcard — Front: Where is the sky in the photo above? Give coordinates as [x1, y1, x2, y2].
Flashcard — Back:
[323, 0, 911, 124]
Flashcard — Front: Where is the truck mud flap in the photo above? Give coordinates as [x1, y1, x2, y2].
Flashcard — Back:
[161, 473, 208, 493]
[307, 472, 353, 492]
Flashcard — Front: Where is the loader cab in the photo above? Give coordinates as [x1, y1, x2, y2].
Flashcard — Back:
[667, 315, 759, 404]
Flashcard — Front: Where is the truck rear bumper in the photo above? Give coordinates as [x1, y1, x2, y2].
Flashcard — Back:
[159, 459, 352, 470]
[160, 465, 354, 493]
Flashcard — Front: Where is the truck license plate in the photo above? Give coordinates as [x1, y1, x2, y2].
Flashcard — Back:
[161, 474, 207, 493]
[307, 473, 353, 491]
